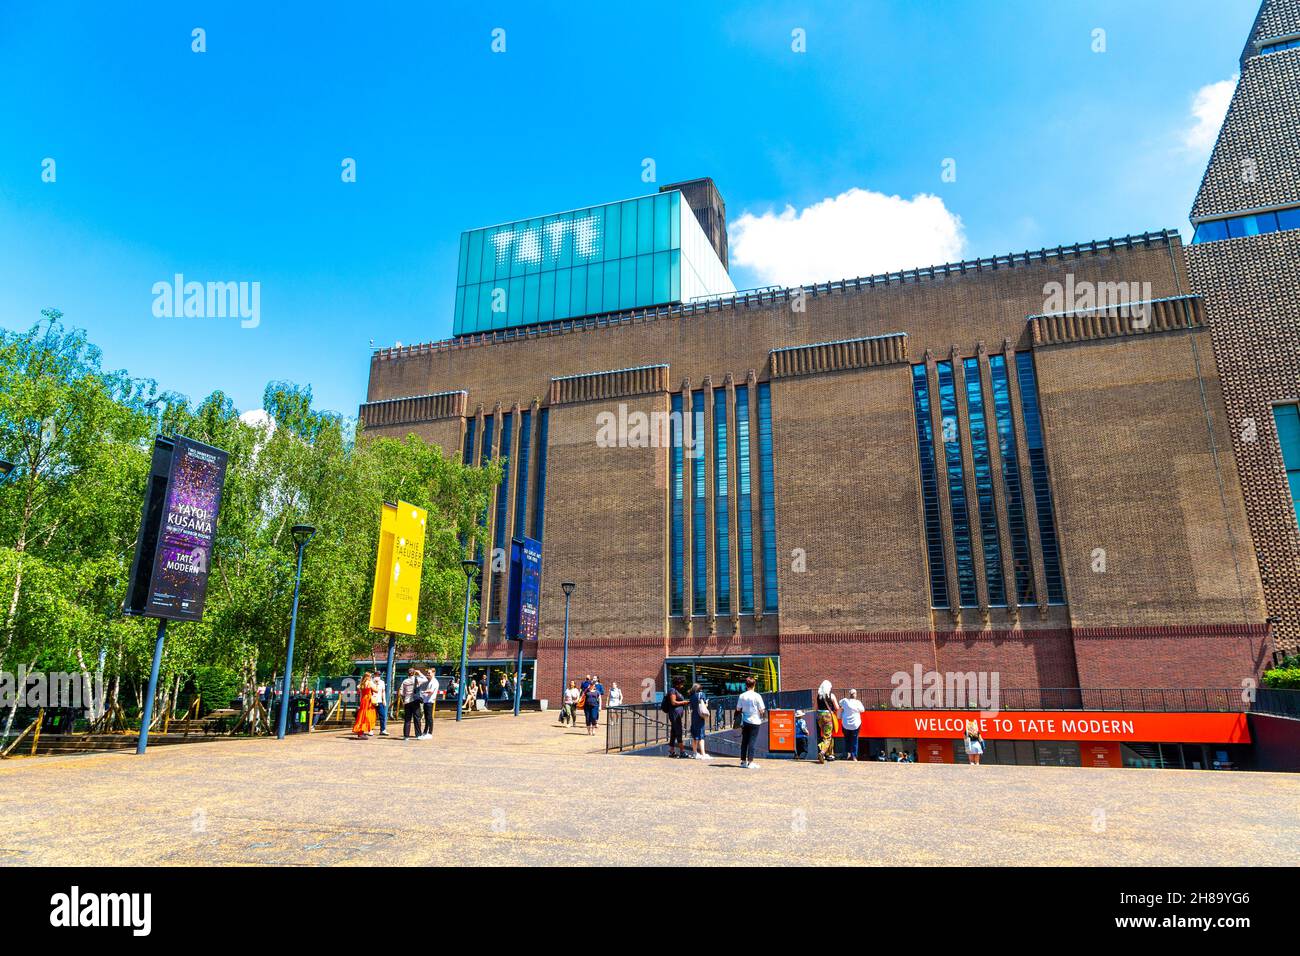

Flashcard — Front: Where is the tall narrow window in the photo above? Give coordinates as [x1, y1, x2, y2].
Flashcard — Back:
[989, 356, 1035, 604]
[713, 388, 731, 615]
[670, 393, 685, 616]
[735, 385, 754, 615]
[1272, 404, 1300, 532]
[756, 382, 779, 613]
[691, 391, 707, 615]
[462, 417, 477, 466]
[474, 414, 495, 617]
[530, 408, 549, 542]
[937, 362, 978, 607]
[513, 409, 531, 537]
[911, 365, 949, 608]
[489, 411, 512, 622]
[963, 359, 1006, 606]
[1015, 352, 1065, 604]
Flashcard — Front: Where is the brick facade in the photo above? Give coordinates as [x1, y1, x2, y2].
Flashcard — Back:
[364, 228, 1269, 697]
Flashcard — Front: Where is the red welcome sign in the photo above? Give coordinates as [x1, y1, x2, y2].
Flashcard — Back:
[860, 710, 1250, 745]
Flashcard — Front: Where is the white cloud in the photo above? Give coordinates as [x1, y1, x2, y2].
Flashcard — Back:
[728, 187, 966, 288]
[1183, 76, 1237, 153]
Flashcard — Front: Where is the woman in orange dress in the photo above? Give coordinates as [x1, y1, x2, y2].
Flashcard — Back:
[352, 673, 376, 738]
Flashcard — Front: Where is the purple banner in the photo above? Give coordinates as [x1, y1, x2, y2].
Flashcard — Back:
[145, 436, 228, 621]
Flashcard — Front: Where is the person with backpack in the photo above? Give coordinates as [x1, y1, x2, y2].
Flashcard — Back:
[662, 678, 690, 757]
[688, 682, 711, 760]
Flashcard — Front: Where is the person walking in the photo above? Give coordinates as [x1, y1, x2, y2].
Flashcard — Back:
[399, 669, 425, 740]
[418, 668, 439, 740]
[815, 680, 839, 764]
[608, 682, 624, 708]
[371, 672, 389, 736]
[794, 710, 810, 759]
[662, 678, 690, 758]
[688, 682, 711, 760]
[561, 680, 580, 727]
[735, 677, 766, 769]
[839, 689, 865, 761]
[351, 673, 376, 739]
[965, 719, 985, 766]
[582, 677, 603, 735]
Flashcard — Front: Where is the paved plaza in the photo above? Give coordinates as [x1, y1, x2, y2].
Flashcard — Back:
[2, 713, 1297, 866]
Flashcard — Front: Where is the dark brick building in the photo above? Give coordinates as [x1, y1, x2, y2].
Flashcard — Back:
[363, 187, 1270, 700]
[1186, 0, 1300, 658]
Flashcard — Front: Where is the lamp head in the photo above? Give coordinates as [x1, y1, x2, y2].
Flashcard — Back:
[291, 524, 317, 547]
[561, 581, 576, 596]
[0, 459, 13, 481]
[462, 559, 481, 579]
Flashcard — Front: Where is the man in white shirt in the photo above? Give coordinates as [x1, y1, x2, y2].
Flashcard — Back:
[418, 669, 439, 740]
[734, 677, 767, 769]
[839, 688, 865, 761]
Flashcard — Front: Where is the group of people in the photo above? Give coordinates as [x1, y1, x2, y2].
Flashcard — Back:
[559, 675, 624, 735]
[351, 668, 441, 741]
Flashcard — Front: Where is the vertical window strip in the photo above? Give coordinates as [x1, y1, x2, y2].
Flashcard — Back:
[489, 412, 513, 622]
[1014, 352, 1065, 604]
[462, 417, 477, 466]
[1272, 403, 1300, 532]
[691, 391, 707, 615]
[735, 385, 754, 614]
[963, 359, 1006, 606]
[713, 389, 731, 614]
[757, 382, 779, 613]
[911, 365, 949, 608]
[988, 356, 1035, 605]
[513, 409, 531, 536]
[530, 408, 549, 542]
[474, 414, 495, 616]
[937, 362, 978, 607]
[670, 392, 685, 616]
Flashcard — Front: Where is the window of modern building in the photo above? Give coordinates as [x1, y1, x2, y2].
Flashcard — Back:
[1260, 36, 1300, 54]
[937, 361, 978, 607]
[670, 392, 685, 617]
[665, 655, 779, 698]
[474, 414, 495, 617]
[1192, 206, 1300, 243]
[713, 388, 731, 615]
[513, 409, 531, 537]
[911, 365, 949, 608]
[692, 390, 708, 616]
[989, 355, 1036, 604]
[462, 417, 476, 466]
[1272, 404, 1300, 532]
[530, 408, 549, 542]
[756, 382, 779, 613]
[1015, 352, 1066, 604]
[489, 411, 512, 622]
[963, 358, 1007, 606]
[735, 385, 755, 615]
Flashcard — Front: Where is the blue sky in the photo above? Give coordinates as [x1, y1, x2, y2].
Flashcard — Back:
[0, 1, 1259, 416]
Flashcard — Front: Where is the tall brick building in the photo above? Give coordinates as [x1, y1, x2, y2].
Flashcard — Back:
[363, 173, 1270, 701]
[1186, 0, 1300, 659]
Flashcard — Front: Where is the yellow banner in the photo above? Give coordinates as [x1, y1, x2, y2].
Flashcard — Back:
[368, 500, 427, 636]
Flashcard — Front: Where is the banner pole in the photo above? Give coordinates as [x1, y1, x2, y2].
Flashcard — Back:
[513, 639, 523, 717]
[136, 618, 167, 755]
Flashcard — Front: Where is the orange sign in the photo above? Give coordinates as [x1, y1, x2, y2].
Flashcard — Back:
[768, 709, 796, 752]
[916, 739, 954, 764]
[1082, 742, 1122, 768]
[859, 711, 1249, 745]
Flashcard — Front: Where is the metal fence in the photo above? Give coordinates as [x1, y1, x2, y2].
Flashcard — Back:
[605, 689, 812, 752]
[1253, 687, 1300, 718]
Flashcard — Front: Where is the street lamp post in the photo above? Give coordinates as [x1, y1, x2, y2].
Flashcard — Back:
[560, 582, 575, 703]
[276, 524, 316, 740]
[456, 559, 479, 722]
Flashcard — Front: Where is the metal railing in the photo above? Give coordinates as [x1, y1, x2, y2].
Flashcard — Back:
[605, 689, 812, 752]
[1252, 688, 1300, 718]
